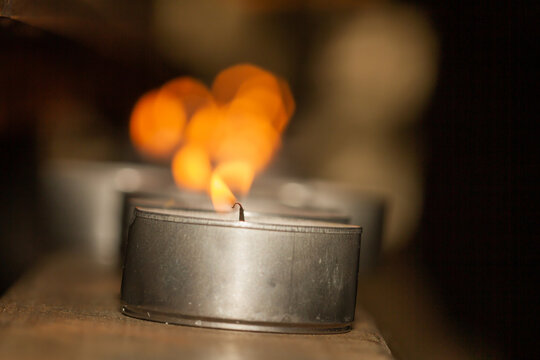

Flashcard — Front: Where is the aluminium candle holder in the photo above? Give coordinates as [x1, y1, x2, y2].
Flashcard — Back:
[121, 207, 362, 334]
[119, 194, 350, 264]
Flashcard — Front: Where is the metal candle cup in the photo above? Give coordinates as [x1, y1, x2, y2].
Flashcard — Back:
[120, 194, 351, 263]
[121, 207, 362, 334]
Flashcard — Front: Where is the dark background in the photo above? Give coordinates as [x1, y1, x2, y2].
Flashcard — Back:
[416, 2, 536, 358]
[1, 1, 535, 358]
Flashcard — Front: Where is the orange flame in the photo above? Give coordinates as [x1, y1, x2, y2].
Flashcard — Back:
[131, 64, 295, 212]
[211, 64, 270, 104]
[160, 77, 214, 119]
[213, 161, 255, 196]
[209, 172, 237, 212]
[129, 77, 213, 160]
[184, 104, 225, 156]
[213, 110, 280, 173]
[129, 89, 186, 160]
[171, 143, 212, 191]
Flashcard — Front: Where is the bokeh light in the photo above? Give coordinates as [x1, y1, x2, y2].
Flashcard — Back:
[130, 63, 295, 211]
[209, 171, 237, 212]
[213, 161, 255, 196]
[160, 77, 214, 119]
[184, 104, 225, 156]
[213, 110, 280, 173]
[211, 63, 271, 104]
[129, 89, 186, 160]
[171, 143, 212, 191]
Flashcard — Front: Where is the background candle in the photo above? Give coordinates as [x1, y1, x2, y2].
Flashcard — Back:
[250, 177, 385, 271]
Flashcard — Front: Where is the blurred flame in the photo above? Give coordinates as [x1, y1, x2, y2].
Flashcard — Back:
[171, 143, 212, 191]
[160, 77, 215, 119]
[277, 78, 296, 130]
[184, 104, 225, 155]
[129, 89, 186, 160]
[209, 172, 237, 212]
[213, 161, 255, 196]
[130, 64, 295, 212]
[213, 110, 280, 173]
[211, 64, 269, 104]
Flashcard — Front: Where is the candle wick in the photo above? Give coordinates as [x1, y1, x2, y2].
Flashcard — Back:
[232, 202, 245, 221]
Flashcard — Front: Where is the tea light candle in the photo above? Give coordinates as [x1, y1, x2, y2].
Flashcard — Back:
[119, 194, 351, 263]
[121, 207, 362, 334]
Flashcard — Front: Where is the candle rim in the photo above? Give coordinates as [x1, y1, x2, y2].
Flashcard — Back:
[127, 195, 351, 224]
[134, 206, 362, 235]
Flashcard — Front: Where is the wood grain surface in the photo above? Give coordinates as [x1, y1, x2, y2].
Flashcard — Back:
[0, 253, 393, 360]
